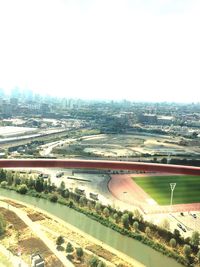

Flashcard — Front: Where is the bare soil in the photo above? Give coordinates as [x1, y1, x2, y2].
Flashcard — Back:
[86, 244, 115, 262]
[3, 199, 26, 208]
[27, 211, 46, 222]
[0, 207, 27, 230]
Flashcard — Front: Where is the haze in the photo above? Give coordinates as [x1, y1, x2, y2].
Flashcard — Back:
[0, 0, 200, 102]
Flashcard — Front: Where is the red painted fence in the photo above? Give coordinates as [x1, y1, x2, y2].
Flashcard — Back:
[0, 159, 200, 175]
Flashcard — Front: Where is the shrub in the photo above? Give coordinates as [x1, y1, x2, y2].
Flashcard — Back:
[67, 254, 74, 261]
[89, 256, 99, 267]
[0, 181, 8, 188]
[50, 194, 58, 202]
[66, 242, 74, 253]
[17, 184, 28, 194]
[183, 244, 191, 259]
[121, 214, 129, 229]
[103, 207, 110, 218]
[133, 221, 139, 232]
[190, 231, 200, 247]
[56, 236, 64, 246]
[170, 238, 176, 248]
[76, 247, 84, 260]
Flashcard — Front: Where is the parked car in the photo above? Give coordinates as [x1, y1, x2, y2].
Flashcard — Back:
[177, 223, 186, 232]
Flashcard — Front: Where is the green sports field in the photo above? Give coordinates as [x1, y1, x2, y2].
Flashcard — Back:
[133, 175, 200, 205]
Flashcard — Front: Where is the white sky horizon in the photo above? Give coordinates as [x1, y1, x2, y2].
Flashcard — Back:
[0, 0, 200, 102]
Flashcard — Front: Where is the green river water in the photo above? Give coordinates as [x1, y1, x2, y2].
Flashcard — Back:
[0, 188, 183, 267]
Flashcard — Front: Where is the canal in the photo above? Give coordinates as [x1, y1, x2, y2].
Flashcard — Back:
[0, 188, 183, 267]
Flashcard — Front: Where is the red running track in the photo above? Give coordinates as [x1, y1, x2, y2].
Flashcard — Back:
[0, 159, 200, 175]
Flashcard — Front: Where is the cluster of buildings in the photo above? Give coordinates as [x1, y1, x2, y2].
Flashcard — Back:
[138, 114, 174, 125]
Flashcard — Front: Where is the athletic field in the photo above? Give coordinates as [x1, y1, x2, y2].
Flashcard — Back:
[133, 175, 200, 205]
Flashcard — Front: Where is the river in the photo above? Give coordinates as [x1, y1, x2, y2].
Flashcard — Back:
[0, 188, 183, 267]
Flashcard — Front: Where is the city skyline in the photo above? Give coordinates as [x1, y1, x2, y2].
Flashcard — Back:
[0, 0, 200, 102]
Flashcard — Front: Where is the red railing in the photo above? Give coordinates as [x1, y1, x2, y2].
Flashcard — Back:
[0, 159, 200, 175]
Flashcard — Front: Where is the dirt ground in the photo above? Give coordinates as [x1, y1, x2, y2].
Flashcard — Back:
[0, 206, 64, 267]
[0, 207, 27, 230]
[27, 211, 46, 221]
[86, 244, 116, 262]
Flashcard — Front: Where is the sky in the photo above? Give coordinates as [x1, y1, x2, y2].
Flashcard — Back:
[0, 0, 200, 102]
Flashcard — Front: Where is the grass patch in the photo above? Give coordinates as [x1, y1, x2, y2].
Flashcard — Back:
[133, 175, 200, 205]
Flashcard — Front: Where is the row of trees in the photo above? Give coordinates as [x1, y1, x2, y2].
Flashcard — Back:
[56, 236, 106, 266]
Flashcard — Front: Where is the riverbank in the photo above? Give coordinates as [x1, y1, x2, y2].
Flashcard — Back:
[0, 196, 141, 267]
[0, 188, 185, 267]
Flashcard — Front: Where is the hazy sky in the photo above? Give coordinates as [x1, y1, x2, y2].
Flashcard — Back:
[0, 0, 200, 102]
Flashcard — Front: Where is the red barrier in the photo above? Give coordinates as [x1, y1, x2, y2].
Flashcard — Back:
[0, 159, 200, 175]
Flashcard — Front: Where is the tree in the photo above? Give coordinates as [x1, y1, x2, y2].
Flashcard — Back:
[89, 256, 99, 267]
[160, 219, 170, 231]
[133, 209, 143, 222]
[58, 181, 65, 194]
[35, 177, 44, 192]
[121, 214, 129, 229]
[66, 242, 74, 253]
[183, 244, 191, 259]
[190, 231, 200, 247]
[13, 172, 21, 186]
[103, 207, 110, 218]
[63, 189, 69, 198]
[17, 184, 28, 194]
[76, 247, 84, 261]
[133, 221, 139, 232]
[145, 226, 151, 237]
[87, 201, 93, 210]
[0, 169, 6, 182]
[0, 213, 6, 235]
[169, 238, 176, 248]
[6, 171, 13, 185]
[28, 176, 35, 189]
[56, 236, 64, 246]
[79, 196, 87, 206]
[95, 202, 102, 214]
[197, 250, 200, 263]
[113, 213, 119, 223]
[174, 229, 181, 239]
[97, 261, 106, 267]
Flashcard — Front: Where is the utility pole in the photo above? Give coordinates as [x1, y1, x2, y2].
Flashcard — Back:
[170, 183, 176, 213]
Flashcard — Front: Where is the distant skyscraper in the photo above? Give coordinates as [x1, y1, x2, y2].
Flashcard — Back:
[11, 87, 21, 98]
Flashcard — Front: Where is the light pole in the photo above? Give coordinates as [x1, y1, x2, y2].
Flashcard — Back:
[170, 183, 176, 213]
